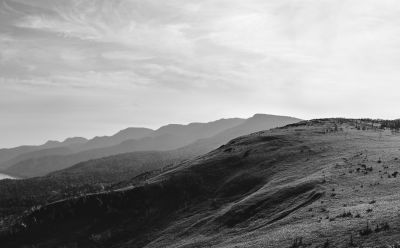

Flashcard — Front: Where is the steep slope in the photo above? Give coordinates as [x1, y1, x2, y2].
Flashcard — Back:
[0, 118, 367, 248]
[3, 119, 400, 248]
[5, 116, 297, 178]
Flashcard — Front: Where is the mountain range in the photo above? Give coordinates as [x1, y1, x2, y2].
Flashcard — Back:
[0, 114, 300, 178]
[3, 118, 400, 247]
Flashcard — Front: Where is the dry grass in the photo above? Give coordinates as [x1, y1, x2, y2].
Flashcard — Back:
[4, 119, 400, 248]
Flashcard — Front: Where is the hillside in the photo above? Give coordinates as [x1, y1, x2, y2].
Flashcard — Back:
[0, 128, 153, 170]
[182, 113, 302, 153]
[0, 137, 88, 170]
[0, 118, 241, 177]
[3, 119, 400, 247]
[0, 146, 42, 169]
[0, 150, 187, 217]
[48, 114, 300, 182]
[0, 147, 73, 171]
[0, 115, 299, 217]
[4, 115, 299, 178]
[46, 149, 196, 184]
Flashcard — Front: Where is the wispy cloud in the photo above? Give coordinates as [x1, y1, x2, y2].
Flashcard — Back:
[2, 0, 400, 147]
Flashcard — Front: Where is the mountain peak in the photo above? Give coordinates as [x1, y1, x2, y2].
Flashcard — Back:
[62, 137, 88, 145]
[113, 127, 153, 138]
[43, 140, 60, 146]
[250, 113, 297, 119]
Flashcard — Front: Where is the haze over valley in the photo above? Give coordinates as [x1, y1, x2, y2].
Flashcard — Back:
[2, 0, 400, 247]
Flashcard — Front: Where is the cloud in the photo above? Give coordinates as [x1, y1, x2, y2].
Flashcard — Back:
[2, 0, 400, 146]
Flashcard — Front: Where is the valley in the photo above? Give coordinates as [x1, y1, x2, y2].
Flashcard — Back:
[2, 119, 400, 247]
[2, 1, 397, 247]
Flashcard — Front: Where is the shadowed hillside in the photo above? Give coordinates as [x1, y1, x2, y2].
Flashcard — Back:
[0, 115, 300, 218]
[4, 114, 300, 178]
[3, 118, 400, 247]
[0, 150, 187, 217]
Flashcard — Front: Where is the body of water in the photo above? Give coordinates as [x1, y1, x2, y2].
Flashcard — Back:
[0, 173, 15, 180]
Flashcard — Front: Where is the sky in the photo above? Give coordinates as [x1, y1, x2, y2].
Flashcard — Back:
[1, 0, 400, 148]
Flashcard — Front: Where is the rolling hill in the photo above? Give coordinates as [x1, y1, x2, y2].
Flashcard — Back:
[0, 137, 88, 170]
[0, 114, 300, 218]
[0, 128, 153, 170]
[3, 118, 400, 247]
[0, 118, 241, 175]
[3, 114, 299, 178]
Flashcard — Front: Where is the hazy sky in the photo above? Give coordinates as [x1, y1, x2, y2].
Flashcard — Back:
[1, 0, 400, 148]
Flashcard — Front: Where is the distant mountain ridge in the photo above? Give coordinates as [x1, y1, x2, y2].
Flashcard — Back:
[1, 114, 301, 178]
[5, 118, 400, 248]
[0, 127, 156, 170]
[0, 118, 339, 248]
[76, 127, 154, 151]
[47, 114, 301, 183]
[42, 137, 88, 149]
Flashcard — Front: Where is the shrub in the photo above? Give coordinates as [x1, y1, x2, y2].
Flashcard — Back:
[359, 222, 373, 236]
[322, 239, 330, 248]
[289, 237, 304, 248]
[348, 234, 355, 247]
[336, 211, 352, 218]
[375, 222, 390, 232]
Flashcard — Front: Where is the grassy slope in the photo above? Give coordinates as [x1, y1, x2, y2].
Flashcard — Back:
[3, 119, 400, 247]
[212, 120, 400, 248]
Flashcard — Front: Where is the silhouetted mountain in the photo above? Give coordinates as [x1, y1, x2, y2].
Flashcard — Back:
[103, 117, 246, 152]
[0, 129, 155, 170]
[4, 118, 400, 247]
[76, 128, 153, 151]
[0, 114, 299, 218]
[0, 119, 356, 248]
[4, 115, 299, 178]
[179, 113, 302, 154]
[24, 115, 298, 188]
[0, 138, 87, 170]
[42, 137, 88, 149]
[0, 120, 245, 172]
